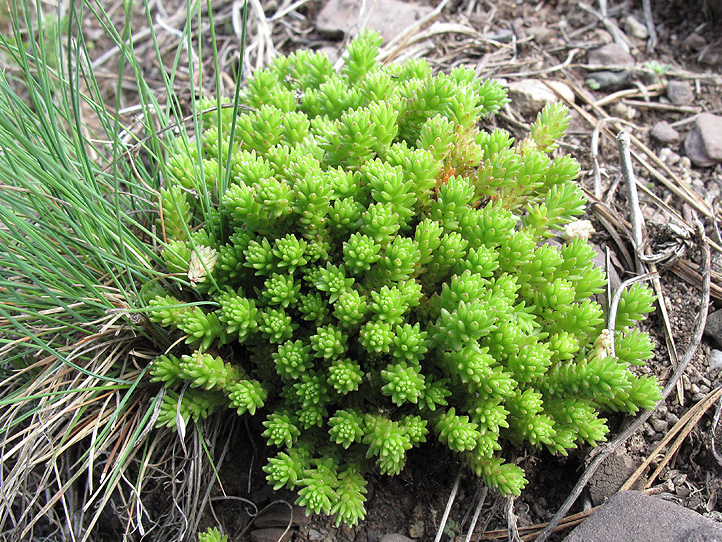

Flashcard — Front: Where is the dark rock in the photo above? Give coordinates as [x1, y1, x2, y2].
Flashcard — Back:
[651, 418, 669, 433]
[586, 43, 637, 91]
[586, 70, 633, 91]
[667, 81, 695, 105]
[704, 309, 722, 347]
[683, 32, 706, 53]
[562, 491, 722, 542]
[587, 450, 638, 506]
[624, 15, 648, 39]
[316, 0, 433, 42]
[380, 535, 414, 542]
[408, 521, 424, 539]
[251, 527, 294, 542]
[684, 113, 722, 167]
[651, 121, 680, 145]
[309, 529, 324, 541]
[255, 503, 311, 528]
[588, 43, 635, 68]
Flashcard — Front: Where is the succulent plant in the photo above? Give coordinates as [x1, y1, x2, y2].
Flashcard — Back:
[145, 30, 661, 526]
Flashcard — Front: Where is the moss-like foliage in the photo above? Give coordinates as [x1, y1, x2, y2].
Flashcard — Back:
[146, 30, 661, 526]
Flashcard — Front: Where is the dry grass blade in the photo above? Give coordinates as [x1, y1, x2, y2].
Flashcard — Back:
[433, 469, 462, 542]
[561, 80, 713, 220]
[672, 258, 722, 302]
[378, 0, 452, 63]
[620, 386, 722, 491]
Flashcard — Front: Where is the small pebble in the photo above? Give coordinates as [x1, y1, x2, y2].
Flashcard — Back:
[408, 521, 424, 539]
[676, 485, 692, 498]
[380, 535, 414, 542]
[588, 42, 635, 67]
[667, 81, 695, 105]
[651, 121, 680, 144]
[651, 418, 669, 433]
[624, 15, 649, 39]
[611, 102, 637, 120]
[684, 113, 722, 167]
[251, 528, 293, 542]
[683, 32, 706, 52]
[659, 147, 681, 165]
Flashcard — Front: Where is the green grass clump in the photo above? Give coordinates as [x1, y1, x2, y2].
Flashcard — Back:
[145, 30, 662, 526]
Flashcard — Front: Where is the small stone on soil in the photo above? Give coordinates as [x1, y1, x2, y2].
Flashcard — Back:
[505, 79, 575, 116]
[315, 0, 433, 41]
[684, 113, 722, 168]
[703, 309, 722, 347]
[651, 418, 669, 433]
[588, 43, 635, 68]
[587, 449, 637, 506]
[255, 504, 311, 528]
[379, 535, 414, 542]
[666, 81, 695, 105]
[682, 32, 706, 52]
[408, 521, 424, 539]
[659, 147, 681, 166]
[709, 349, 722, 371]
[251, 527, 294, 542]
[308, 528, 324, 541]
[651, 121, 680, 144]
[624, 15, 649, 39]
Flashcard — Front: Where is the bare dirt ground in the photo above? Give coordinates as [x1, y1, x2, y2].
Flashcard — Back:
[80, 0, 722, 540]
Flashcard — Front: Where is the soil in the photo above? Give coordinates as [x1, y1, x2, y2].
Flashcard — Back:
[78, 0, 722, 540]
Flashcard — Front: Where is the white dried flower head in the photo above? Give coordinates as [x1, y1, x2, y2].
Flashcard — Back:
[589, 329, 614, 361]
[188, 245, 218, 285]
[561, 219, 595, 241]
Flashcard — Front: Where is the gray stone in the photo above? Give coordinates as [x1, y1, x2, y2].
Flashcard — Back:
[562, 491, 722, 542]
[651, 121, 681, 145]
[309, 528, 324, 541]
[651, 417, 669, 433]
[251, 527, 293, 542]
[380, 535, 414, 542]
[667, 81, 695, 105]
[506, 79, 575, 116]
[316, 0, 433, 42]
[587, 450, 638, 506]
[704, 309, 722, 347]
[624, 15, 649, 39]
[586, 70, 633, 91]
[588, 43, 635, 68]
[685, 525, 722, 542]
[408, 521, 424, 538]
[254, 503, 311, 528]
[710, 349, 722, 371]
[683, 32, 707, 53]
[659, 147, 682, 166]
[685, 113, 722, 167]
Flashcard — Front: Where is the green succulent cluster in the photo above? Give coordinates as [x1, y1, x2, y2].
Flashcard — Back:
[145, 30, 661, 526]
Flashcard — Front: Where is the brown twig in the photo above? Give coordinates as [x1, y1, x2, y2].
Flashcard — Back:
[621, 386, 722, 490]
